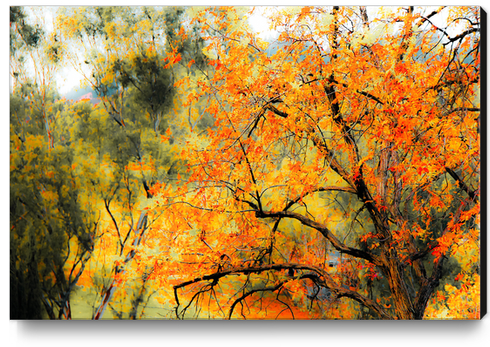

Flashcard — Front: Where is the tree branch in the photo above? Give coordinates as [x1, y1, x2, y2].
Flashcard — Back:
[445, 167, 478, 201]
[443, 107, 480, 117]
[443, 28, 480, 45]
[255, 209, 377, 264]
[228, 282, 286, 319]
[174, 262, 392, 319]
[284, 186, 357, 212]
[265, 103, 354, 187]
[417, 6, 446, 29]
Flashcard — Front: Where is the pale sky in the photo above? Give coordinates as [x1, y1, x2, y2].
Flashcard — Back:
[55, 6, 273, 94]
[13, 5, 468, 95]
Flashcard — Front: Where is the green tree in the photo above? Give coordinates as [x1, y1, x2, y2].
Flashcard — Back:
[54, 6, 212, 319]
[10, 7, 102, 320]
[10, 90, 100, 319]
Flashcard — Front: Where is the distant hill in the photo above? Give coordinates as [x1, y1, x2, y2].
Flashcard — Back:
[63, 86, 101, 105]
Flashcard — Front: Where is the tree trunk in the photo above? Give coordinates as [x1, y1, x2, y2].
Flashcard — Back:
[380, 253, 415, 319]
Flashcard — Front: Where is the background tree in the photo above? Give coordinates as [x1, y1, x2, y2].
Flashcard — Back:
[10, 7, 100, 319]
[53, 6, 212, 319]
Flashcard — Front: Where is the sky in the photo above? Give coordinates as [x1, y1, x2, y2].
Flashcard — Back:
[16, 5, 275, 95]
[16, 4, 467, 95]
[59, 6, 275, 94]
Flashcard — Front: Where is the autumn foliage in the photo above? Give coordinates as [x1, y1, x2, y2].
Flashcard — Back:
[10, 6, 481, 320]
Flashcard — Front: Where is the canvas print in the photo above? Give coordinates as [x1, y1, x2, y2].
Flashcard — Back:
[10, 6, 482, 320]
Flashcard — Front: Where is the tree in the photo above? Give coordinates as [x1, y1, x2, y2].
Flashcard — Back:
[10, 6, 65, 148]
[10, 7, 100, 319]
[149, 6, 481, 319]
[52, 6, 213, 319]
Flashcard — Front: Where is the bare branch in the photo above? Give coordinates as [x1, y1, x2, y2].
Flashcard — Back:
[443, 107, 480, 117]
[174, 262, 391, 319]
[445, 167, 479, 202]
[443, 28, 480, 45]
[255, 209, 377, 263]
